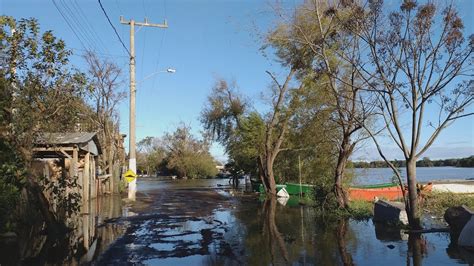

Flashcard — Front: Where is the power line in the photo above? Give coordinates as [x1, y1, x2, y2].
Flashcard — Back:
[151, 0, 168, 89]
[98, 0, 131, 57]
[72, 0, 109, 54]
[59, 0, 97, 51]
[70, 47, 128, 58]
[52, 0, 89, 51]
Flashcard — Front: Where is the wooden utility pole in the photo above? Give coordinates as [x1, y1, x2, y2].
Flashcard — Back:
[120, 16, 168, 200]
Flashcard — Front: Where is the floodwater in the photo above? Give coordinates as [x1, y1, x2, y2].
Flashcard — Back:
[0, 194, 126, 265]
[353, 167, 474, 185]
[3, 178, 473, 265]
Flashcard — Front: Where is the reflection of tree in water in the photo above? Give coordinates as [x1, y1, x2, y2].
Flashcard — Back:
[336, 219, 354, 266]
[263, 197, 289, 264]
[231, 197, 360, 265]
[407, 234, 427, 266]
[230, 197, 291, 265]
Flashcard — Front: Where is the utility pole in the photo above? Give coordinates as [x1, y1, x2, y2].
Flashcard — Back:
[120, 16, 168, 200]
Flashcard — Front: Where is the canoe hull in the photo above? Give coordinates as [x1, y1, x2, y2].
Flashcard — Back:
[349, 184, 403, 201]
[285, 183, 315, 195]
[258, 184, 287, 194]
[258, 183, 315, 195]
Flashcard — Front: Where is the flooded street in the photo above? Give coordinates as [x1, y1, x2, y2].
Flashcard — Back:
[93, 178, 473, 265]
[4, 178, 471, 265]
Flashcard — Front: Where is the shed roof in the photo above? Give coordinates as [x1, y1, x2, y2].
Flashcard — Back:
[35, 132, 102, 155]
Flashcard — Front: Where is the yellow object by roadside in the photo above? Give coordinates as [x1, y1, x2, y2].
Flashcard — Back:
[124, 169, 137, 183]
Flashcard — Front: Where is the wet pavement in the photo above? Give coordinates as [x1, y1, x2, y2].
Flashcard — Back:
[96, 179, 244, 265]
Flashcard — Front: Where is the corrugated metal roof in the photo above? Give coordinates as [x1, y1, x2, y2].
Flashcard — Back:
[35, 132, 97, 145]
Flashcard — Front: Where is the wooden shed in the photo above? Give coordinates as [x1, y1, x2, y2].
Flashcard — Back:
[32, 132, 103, 209]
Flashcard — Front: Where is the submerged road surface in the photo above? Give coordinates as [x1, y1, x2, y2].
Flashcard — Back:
[96, 179, 247, 265]
[94, 178, 474, 265]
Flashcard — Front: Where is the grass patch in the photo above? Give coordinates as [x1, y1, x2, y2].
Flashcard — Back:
[348, 200, 374, 220]
[423, 192, 474, 217]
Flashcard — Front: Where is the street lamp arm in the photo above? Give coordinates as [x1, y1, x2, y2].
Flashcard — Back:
[138, 68, 176, 85]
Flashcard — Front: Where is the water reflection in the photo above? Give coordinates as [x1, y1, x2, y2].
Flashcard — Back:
[7, 179, 472, 265]
[3, 195, 125, 265]
[336, 219, 354, 266]
[263, 197, 289, 264]
[407, 234, 426, 266]
[374, 222, 408, 242]
[234, 193, 472, 265]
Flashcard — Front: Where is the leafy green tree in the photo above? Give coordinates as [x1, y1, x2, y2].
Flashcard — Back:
[137, 136, 165, 175]
[267, 1, 375, 208]
[163, 125, 217, 179]
[1, 16, 89, 232]
[226, 112, 265, 177]
[202, 75, 303, 195]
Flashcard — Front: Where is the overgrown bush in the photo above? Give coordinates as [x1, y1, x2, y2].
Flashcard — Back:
[0, 141, 26, 232]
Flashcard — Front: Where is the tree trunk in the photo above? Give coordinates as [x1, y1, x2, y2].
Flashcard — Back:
[406, 159, 421, 229]
[334, 140, 351, 209]
[257, 157, 267, 190]
[266, 156, 277, 195]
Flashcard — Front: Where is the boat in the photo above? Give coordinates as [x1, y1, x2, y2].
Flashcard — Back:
[349, 183, 403, 201]
[258, 184, 287, 193]
[257, 182, 315, 195]
[285, 183, 316, 195]
[430, 180, 474, 194]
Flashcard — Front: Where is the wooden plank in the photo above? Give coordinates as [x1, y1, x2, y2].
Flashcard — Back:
[83, 152, 90, 207]
[69, 147, 78, 178]
[33, 147, 75, 152]
[97, 174, 112, 180]
[90, 157, 96, 199]
[60, 149, 72, 159]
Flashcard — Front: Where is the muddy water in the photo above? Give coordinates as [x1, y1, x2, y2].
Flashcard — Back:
[93, 178, 473, 265]
[0, 194, 126, 265]
[4, 178, 472, 265]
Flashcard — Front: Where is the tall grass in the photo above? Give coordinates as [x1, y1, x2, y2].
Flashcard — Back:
[422, 192, 474, 217]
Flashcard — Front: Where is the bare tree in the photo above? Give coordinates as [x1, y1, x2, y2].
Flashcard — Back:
[339, 0, 473, 228]
[84, 52, 125, 193]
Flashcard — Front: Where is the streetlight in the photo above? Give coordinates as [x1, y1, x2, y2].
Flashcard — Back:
[128, 67, 175, 200]
[137, 68, 176, 85]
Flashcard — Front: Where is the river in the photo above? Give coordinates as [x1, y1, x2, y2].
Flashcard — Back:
[2, 178, 472, 265]
[353, 167, 474, 185]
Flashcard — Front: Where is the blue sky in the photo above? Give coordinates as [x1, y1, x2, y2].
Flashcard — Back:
[3, 0, 473, 162]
